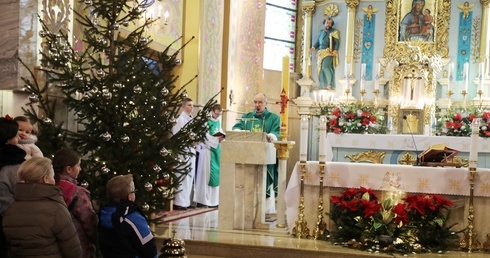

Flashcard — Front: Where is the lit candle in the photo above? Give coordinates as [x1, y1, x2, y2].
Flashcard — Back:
[464, 62, 469, 92]
[374, 63, 380, 91]
[280, 56, 290, 135]
[318, 116, 327, 162]
[469, 119, 480, 168]
[300, 115, 309, 161]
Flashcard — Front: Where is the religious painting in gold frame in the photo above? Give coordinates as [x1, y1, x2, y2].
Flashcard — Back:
[382, 0, 450, 133]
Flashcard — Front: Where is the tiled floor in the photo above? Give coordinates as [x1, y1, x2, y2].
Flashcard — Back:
[154, 209, 489, 258]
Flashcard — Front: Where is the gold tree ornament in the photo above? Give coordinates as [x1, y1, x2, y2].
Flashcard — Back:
[323, 4, 339, 18]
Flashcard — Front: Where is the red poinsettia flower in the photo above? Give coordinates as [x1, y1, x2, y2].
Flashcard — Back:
[333, 127, 342, 134]
[361, 111, 370, 117]
[360, 186, 378, 199]
[392, 203, 409, 225]
[361, 199, 381, 218]
[332, 108, 341, 117]
[445, 121, 454, 129]
[331, 195, 342, 205]
[485, 131, 490, 137]
[346, 112, 356, 120]
[453, 121, 462, 130]
[453, 113, 463, 121]
[433, 194, 453, 209]
[343, 188, 359, 198]
[469, 114, 477, 121]
[362, 118, 370, 126]
[404, 195, 427, 215]
[483, 112, 490, 121]
[329, 119, 338, 127]
[370, 115, 377, 123]
[342, 199, 360, 211]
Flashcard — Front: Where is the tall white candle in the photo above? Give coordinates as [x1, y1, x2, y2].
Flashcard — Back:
[448, 63, 454, 92]
[318, 116, 327, 162]
[360, 63, 366, 91]
[374, 63, 380, 91]
[469, 118, 480, 168]
[300, 115, 309, 161]
[464, 62, 469, 92]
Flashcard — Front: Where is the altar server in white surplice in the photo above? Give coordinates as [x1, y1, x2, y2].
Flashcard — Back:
[194, 104, 224, 207]
[171, 97, 196, 210]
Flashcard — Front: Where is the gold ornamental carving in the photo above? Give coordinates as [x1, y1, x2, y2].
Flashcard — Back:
[302, 5, 315, 15]
[398, 152, 417, 165]
[344, 150, 386, 164]
[481, 0, 490, 7]
[323, 4, 339, 18]
[345, 0, 360, 9]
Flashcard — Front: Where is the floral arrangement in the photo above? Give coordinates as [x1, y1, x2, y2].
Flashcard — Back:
[323, 187, 461, 254]
[435, 107, 490, 137]
[320, 103, 388, 134]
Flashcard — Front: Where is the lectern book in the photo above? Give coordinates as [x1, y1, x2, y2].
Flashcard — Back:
[212, 131, 226, 138]
[418, 144, 460, 167]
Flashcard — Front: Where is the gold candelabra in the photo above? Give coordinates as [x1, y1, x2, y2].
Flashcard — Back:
[313, 162, 327, 240]
[447, 90, 453, 109]
[360, 89, 366, 106]
[462, 90, 468, 110]
[292, 161, 310, 238]
[344, 88, 350, 104]
[373, 89, 380, 108]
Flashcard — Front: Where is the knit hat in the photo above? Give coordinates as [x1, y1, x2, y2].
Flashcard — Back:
[0, 117, 19, 144]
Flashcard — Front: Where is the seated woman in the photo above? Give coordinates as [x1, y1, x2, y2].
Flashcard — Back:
[2, 157, 82, 258]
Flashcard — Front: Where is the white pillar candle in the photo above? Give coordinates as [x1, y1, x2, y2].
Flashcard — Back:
[464, 62, 469, 92]
[448, 63, 454, 92]
[360, 63, 366, 91]
[300, 115, 309, 161]
[318, 116, 327, 162]
[469, 118, 480, 168]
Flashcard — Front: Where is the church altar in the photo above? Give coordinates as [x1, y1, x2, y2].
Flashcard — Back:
[284, 161, 490, 243]
[326, 133, 490, 163]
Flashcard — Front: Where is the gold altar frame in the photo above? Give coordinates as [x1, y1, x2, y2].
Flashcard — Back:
[383, 0, 450, 132]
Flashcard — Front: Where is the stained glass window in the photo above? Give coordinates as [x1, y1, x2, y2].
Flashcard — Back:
[263, 1, 297, 71]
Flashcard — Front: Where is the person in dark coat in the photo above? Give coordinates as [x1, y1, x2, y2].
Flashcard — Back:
[99, 174, 158, 258]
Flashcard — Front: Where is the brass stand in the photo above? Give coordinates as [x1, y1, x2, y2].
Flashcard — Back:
[313, 162, 327, 239]
[273, 140, 295, 229]
[478, 90, 484, 109]
[447, 90, 453, 109]
[467, 167, 477, 252]
[360, 89, 366, 106]
[344, 88, 350, 104]
[462, 90, 468, 110]
[292, 161, 310, 238]
[373, 89, 380, 108]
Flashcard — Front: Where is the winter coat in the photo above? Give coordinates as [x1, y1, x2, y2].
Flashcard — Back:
[58, 174, 98, 258]
[16, 136, 43, 159]
[0, 144, 25, 215]
[2, 183, 82, 258]
[99, 201, 157, 258]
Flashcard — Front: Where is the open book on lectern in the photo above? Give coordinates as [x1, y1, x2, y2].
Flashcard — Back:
[418, 144, 459, 165]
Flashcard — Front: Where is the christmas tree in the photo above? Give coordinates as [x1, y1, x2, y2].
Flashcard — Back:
[21, 0, 216, 219]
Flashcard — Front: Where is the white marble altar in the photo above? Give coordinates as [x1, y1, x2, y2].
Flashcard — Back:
[285, 161, 490, 243]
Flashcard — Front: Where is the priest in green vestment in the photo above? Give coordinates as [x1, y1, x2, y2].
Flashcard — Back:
[232, 93, 280, 205]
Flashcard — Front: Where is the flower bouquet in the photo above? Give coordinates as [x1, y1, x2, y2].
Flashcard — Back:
[320, 103, 388, 134]
[436, 108, 481, 137]
[324, 187, 461, 254]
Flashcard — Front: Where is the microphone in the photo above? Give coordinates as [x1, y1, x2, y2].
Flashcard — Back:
[403, 115, 420, 166]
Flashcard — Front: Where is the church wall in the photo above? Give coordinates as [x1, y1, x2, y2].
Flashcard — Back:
[309, 0, 487, 102]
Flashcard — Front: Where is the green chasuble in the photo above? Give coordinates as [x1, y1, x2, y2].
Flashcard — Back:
[232, 108, 280, 197]
[208, 119, 221, 187]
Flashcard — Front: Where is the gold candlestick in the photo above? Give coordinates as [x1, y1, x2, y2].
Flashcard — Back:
[462, 90, 468, 110]
[292, 161, 310, 238]
[360, 89, 366, 106]
[313, 162, 327, 240]
[373, 89, 380, 108]
[344, 88, 350, 104]
[447, 90, 453, 109]
[478, 90, 484, 109]
[468, 167, 476, 253]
